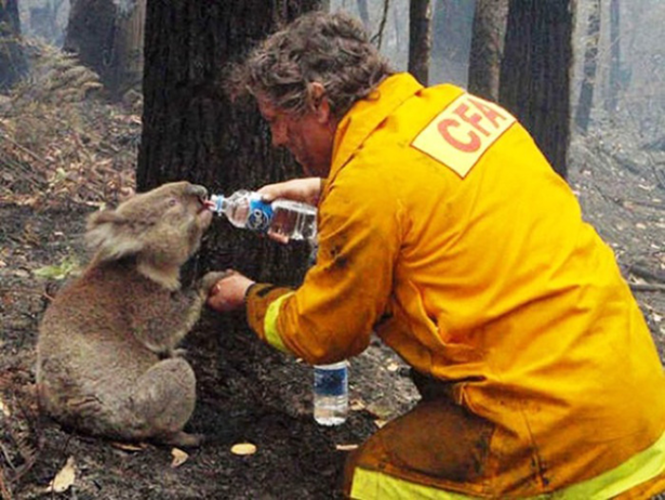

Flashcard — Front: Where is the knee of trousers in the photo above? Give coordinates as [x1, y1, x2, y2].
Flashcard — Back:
[343, 398, 495, 498]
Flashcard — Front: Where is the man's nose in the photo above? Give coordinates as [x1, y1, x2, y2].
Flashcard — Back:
[271, 123, 287, 148]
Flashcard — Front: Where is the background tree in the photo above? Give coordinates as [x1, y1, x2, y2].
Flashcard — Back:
[467, 0, 508, 101]
[408, 0, 430, 85]
[0, 0, 28, 91]
[356, 0, 370, 28]
[429, 0, 475, 86]
[499, 0, 574, 179]
[606, 0, 621, 114]
[64, 0, 145, 98]
[574, 0, 600, 134]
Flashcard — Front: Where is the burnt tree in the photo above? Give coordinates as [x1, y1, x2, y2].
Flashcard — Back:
[499, 0, 574, 179]
[408, 0, 431, 85]
[138, 0, 321, 289]
[574, 0, 600, 133]
[467, 0, 508, 101]
[64, 0, 145, 98]
[430, 0, 475, 85]
[0, 0, 27, 91]
[64, 0, 117, 90]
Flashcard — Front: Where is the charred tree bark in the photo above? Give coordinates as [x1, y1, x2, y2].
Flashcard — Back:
[408, 0, 431, 85]
[138, 0, 322, 299]
[574, 0, 600, 134]
[64, 0, 117, 92]
[0, 0, 27, 91]
[499, 0, 573, 179]
[467, 0, 508, 101]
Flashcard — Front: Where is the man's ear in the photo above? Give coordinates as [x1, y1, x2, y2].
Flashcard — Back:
[307, 82, 331, 124]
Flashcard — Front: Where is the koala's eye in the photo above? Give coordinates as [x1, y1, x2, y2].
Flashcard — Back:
[167, 198, 178, 207]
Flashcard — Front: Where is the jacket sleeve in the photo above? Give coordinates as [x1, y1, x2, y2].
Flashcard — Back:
[245, 168, 403, 364]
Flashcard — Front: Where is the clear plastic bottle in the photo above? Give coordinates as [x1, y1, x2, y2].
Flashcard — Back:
[313, 361, 349, 426]
[208, 190, 317, 241]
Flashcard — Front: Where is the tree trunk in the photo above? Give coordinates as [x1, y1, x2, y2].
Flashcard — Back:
[139, 0, 323, 278]
[573, 0, 600, 134]
[64, 0, 145, 99]
[467, 0, 508, 101]
[430, 0, 475, 86]
[113, 0, 146, 97]
[64, 0, 118, 91]
[356, 0, 370, 29]
[499, 0, 574, 179]
[0, 0, 27, 91]
[606, 0, 621, 114]
[408, 0, 431, 85]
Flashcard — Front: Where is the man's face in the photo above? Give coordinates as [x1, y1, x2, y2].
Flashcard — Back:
[257, 94, 336, 177]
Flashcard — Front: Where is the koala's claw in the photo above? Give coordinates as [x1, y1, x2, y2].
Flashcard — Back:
[170, 348, 188, 358]
[199, 270, 232, 296]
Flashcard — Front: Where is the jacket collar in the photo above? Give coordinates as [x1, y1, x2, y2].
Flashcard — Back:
[327, 73, 423, 186]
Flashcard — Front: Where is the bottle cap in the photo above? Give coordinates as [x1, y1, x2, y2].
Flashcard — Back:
[207, 194, 224, 213]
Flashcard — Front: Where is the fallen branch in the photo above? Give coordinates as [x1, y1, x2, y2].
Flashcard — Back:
[630, 282, 665, 292]
[628, 264, 665, 285]
[0, 468, 11, 500]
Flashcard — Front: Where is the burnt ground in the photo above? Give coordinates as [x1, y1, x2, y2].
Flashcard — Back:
[2, 53, 665, 499]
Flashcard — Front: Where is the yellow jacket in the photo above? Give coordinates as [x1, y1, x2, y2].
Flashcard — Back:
[246, 73, 665, 496]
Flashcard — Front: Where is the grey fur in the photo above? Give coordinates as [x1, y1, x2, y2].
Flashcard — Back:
[37, 181, 227, 447]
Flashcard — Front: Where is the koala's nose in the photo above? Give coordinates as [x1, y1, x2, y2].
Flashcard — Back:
[187, 184, 208, 200]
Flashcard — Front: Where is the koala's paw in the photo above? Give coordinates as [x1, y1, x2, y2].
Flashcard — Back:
[199, 270, 232, 296]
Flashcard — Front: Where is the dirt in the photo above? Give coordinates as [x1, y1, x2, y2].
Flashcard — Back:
[3, 58, 665, 499]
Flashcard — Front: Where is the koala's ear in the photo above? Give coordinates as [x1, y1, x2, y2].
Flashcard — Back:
[86, 209, 144, 262]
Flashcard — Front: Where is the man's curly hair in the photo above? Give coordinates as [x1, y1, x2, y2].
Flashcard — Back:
[228, 10, 394, 119]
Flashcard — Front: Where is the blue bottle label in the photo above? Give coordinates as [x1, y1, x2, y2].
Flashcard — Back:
[314, 366, 348, 397]
[246, 198, 274, 232]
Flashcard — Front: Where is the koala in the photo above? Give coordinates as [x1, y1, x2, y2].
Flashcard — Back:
[36, 181, 227, 448]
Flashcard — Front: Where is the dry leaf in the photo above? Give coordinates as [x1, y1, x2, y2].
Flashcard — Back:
[0, 398, 10, 417]
[48, 456, 76, 493]
[350, 399, 366, 411]
[386, 362, 400, 372]
[231, 442, 257, 456]
[171, 448, 189, 468]
[111, 441, 146, 452]
[374, 419, 387, 429]
[335, 443, 358, 451]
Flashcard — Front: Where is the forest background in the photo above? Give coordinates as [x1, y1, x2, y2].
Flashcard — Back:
[2, 0, 665, 498]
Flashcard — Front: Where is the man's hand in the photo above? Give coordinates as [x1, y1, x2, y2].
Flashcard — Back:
[256, 177, 323, 244]
[206, 270, 255, 312]
[257, 177, 323, 206]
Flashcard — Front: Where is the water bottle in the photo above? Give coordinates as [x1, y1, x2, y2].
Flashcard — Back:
[208, 190, 317, 241]
[313, 361, 349, 426]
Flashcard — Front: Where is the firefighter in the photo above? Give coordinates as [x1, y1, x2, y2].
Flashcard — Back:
[208, 10, 665, 499]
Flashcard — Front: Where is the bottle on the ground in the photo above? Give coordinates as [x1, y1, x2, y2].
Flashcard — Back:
[208, 189, 317, 242]
[313, 361, 349, 426]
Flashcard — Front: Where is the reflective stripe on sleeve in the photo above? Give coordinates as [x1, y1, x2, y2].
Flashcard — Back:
[351, 428, 665, 499]
[264, 291, 295, 353]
